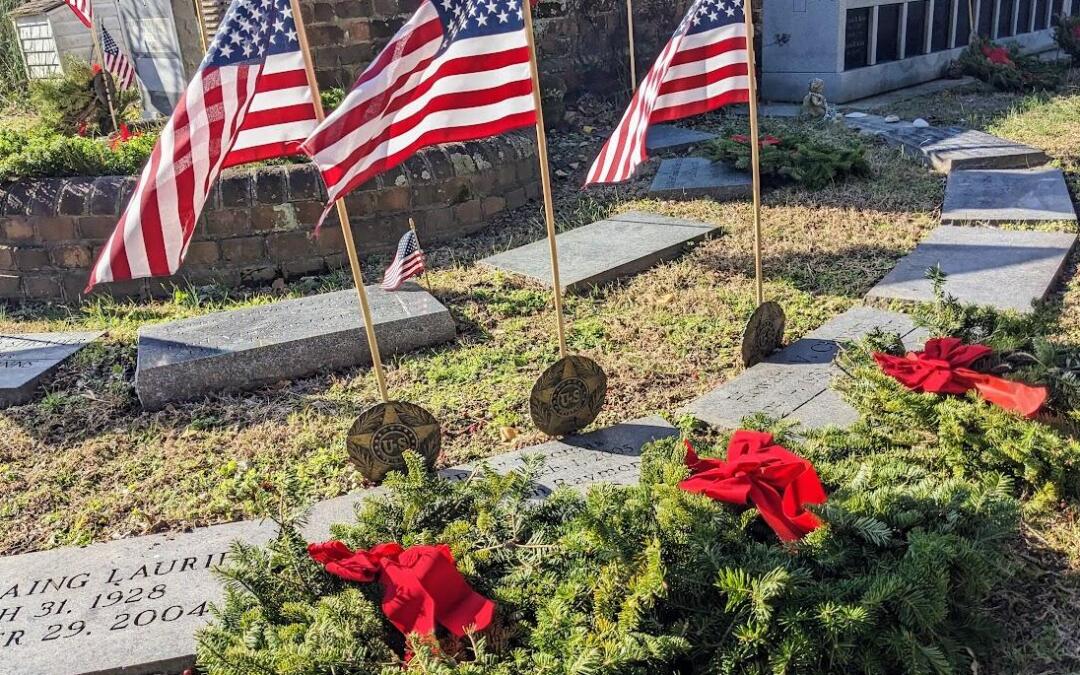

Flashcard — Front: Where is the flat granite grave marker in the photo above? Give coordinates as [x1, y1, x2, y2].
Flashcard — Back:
[0, 331, 103, 408]
[0, 416, 675, 675]
[866, 225, 1077, 313]
[649, 157, 752, 201]
[135, 283, 455, 409]
[844, 115, 1049, 172]
[683, 307, 926, 430]
[479, 211, 717, 292]
[645, 125, 718, 153]
[942, 168, 1077, 226]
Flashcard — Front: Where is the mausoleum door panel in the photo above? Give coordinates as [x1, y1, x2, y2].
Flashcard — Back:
[905, 0, 929, 57]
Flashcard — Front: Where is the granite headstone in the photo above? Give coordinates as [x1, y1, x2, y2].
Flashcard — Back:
[0, 416, 676, 675]
[645, 125, 718, 153]
[479, 211, 717, 292]
[0, 332, 103, 408]
[866, 225, 1077, 313]
[941, 168, 1077, 226]
[135, 284, 455, 409]
[649, 157, 752, 201]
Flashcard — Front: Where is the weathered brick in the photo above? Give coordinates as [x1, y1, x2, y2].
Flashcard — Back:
[239, 265, 279, 283]
[36, 216, 76, 242]
[286, 165, 326, 202]
[185, 240, 220, 265]
[266, 231, 315, 261]
[417, 206, 453, 232]
[346, 20, 371, 40]
[0, 246, 13, 269]
[2, 182, 31, 216]
[505, 187, 528, 210]
[219, 236, 265, 263]
[204, 209, 252, 238]
[2, 217, 34, 241]
[89, 177, 125, 216]
[402, 155, 433, 183]
[482, 195, 507, 217]
[49, 245, 92, 269]
[294, 201, 327, 227]
[284, 257, 325, 276]
[0, 274, 20, 298]
[251, 203, 300, 231]
[57, 179, 94, 215]
[78, 215, 120, 240]
[219, 172, 253, 208]
[524, 180, 541, 200]
[309, 24, 345, 43]
[337, 0, 373, 18]
[22, 274, 61, 299]
[452, 199, 483, 224]
[424, 148, 455, 181]
[314, 224, 345, 254]
[312, 1, 335, 20]
[14, 246, 50, 270]
[371, 0, 401, 18]
[26, 179, 62, 216]
[337, 43, 375, 65]
[117, 178, 139, 211]
[376, 186, 411, 212]
[254, 167, 288, 204]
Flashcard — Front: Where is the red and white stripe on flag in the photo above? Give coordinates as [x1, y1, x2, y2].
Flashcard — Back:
[86, 0, 318, 291]
[585, 0, 751, 185]
[302, 0, 537, 211]
[101, 27, 136, 89]
[64, 0, 93, 28]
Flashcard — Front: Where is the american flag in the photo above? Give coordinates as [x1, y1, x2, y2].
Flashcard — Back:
[381, 230, 426, 290]
[64, 0, 92, 28]
[585, 0, 750, 184]
[86, 0, 318, 290]
[301, 0, 536, 213]
[101, 27, 136, 89]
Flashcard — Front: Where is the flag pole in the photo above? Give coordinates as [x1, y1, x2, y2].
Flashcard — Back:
[522, 3, 569, 359]
[289, 0, 390, 402]
[742, 0, 764, 306]
[192, 0, 210, 53]
[408, 217, 430, 292]
[625, 0, 637, 91]
[90, 14, 119, 132]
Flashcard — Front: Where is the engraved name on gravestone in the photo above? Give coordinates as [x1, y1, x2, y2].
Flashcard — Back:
[845, 7, 871, 69]
[0, 332, 103, 408]
[1, 417, 677, 675]
[649, 158, 752, 201]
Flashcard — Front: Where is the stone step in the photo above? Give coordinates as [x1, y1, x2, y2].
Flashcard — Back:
[844, 115, 1049, 172]
[865, 225, 1077, 313]
[1, 331, 103, 408]
[645, 124, 718, 153]
[682, 307, 926, 431]
[942, 168, 1077, 226]
[135, 284, 455, 409]
[0, 416, 675, 675]
[479, 211, 717, 292]
[648, 157, 752, 200]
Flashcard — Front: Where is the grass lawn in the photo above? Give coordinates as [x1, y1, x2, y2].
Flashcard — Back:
[1, 68, 1079, 672]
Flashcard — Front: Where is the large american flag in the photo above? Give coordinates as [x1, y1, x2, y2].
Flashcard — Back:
[301, 0, 536, 212]
[64, 0, 92, 28]
[381, 230, 426, 290]
[86, 0, 318, 290]
[585, 0, 750, 184]
[101, 26, 136, 90]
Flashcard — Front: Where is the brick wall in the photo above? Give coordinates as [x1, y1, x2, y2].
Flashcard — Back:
[0, 133, 539, 303]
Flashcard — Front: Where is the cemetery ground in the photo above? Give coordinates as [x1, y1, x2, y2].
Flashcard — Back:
[1, 71, 1079, 672]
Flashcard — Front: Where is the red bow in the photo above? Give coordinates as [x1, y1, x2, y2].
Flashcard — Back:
[679, 431, 827, 541]
[981, 44, 1014, 66]
[308, 541, 496, 639]
[873, 337, 1046, 418]
[730, 133, 782, 147]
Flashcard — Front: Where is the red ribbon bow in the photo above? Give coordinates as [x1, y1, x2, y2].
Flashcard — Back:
[981, 44, 1014, 66]
[730, 133, 782, 147]
[679, 431, 827, 541]
[873, 337, 1046, 418]
[308, 541, 496, 639]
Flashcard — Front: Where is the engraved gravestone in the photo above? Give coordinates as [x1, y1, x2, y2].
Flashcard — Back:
[649, 157, 752, 201]
[942, 168, 1077, 225]
[876, 3, 901, 62]
[645, 125, 718, 153]
[683, 307, 925, 430]
[0, 332, 103, 408]
[0, 417, 676, 675]
[845, 8, 871, 69]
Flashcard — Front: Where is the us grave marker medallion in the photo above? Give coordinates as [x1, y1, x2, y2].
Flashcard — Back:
[347, 400, 442, 482]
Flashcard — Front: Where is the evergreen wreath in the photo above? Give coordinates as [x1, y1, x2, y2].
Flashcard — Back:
[957, 37, 1064, 92]
[1053, 15, 1080, 64]
[704, 130, 871, 190]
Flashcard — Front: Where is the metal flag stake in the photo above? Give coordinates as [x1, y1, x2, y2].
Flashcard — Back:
[290, 0, 441, 481]
[521, 2, 607, 437]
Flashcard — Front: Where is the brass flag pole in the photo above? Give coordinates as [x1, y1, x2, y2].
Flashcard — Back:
[522, 1, 607, 437]
[626, 0, 637, 91]
[738, 0, 785, 367]
[289, 0, 441, 483]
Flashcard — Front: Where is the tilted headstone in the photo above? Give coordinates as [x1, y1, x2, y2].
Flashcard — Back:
[942, 168, 1077, 226]
[866, 226, 1077, 313]
[135, 284, 455, 409]
[683, 306, 926, 430]
[645, 125, 718, 153]
[479, 211, 717, 292]
[0, 416, 676, 675]
[649, 157, 752, 201]
[0, 332, 103, 408]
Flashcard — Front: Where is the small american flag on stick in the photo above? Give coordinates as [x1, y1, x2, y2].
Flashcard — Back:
[86, 0, 318, 291]
[381, 230, 426, 291]
[64, 0, 92, 28]
[585, 0, 751, 184]
[301, 0, 537, 215]
[101, 27, 136, 89]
